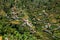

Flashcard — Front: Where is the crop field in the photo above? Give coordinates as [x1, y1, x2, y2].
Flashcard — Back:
[0, 0, 60, 40]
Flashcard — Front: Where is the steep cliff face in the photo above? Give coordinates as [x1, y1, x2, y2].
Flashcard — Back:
[0, 0, 60, 40]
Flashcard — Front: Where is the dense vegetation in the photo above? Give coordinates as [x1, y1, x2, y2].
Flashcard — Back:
[0, 0, 60, 40]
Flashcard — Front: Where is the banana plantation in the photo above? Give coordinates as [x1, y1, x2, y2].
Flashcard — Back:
[0, 0, 60, 40]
